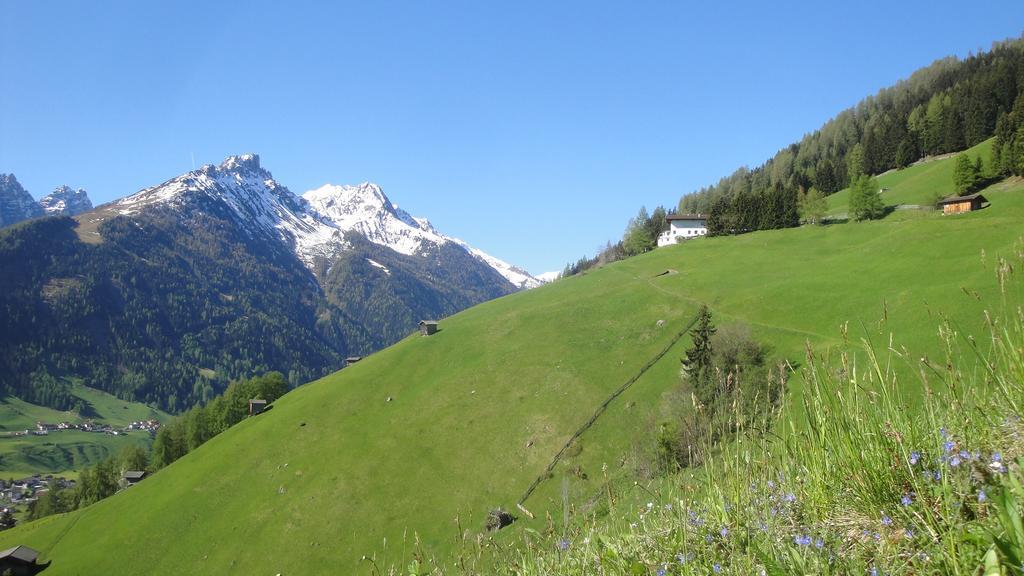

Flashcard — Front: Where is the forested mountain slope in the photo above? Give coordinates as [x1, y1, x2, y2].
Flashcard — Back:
[0, 155, 532, 412]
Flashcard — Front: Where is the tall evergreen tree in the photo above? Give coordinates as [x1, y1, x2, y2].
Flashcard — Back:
[846, 143, 866, 182]
[953, 153, 978, 193]
[682, 305, 716, 406]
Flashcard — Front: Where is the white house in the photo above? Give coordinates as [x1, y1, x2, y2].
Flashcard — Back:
[657, 214, 708, 247]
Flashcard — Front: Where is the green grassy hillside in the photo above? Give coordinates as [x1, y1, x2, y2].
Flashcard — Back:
[1, 157, 1022, 574]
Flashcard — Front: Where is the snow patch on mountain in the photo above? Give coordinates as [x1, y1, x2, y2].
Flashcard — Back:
[365, 258, 391, 276]
[536, 271, 561, 283]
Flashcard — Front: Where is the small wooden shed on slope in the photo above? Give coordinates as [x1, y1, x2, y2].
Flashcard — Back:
[419, 320, 438, 336]
[248, 399, 268, 416]
[938, 193, 988, 215]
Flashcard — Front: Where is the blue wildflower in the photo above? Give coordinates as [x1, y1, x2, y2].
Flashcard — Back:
[676, 553, 688, 565]
[814, 537, 824, 549]
[720, 526, 729, 537]
[713, 564, 721, 573]
[940, 427, 948, 438]
[784, 493, 797, 503]
[901, 493, 913, 506]
[943, 440, 955, 453]
[933, 470, 942, 481]
[873, 532, 881, 541]
[909, 451, 920, 465]
[705, 534, 713, 543]
[794, 534, 812, 546]
[557, 538, 570, 551]
[870, 566, 879, 576]
[949, 455, 962, 467]
[959, 450, 970, 460]
[656, 566, 667, 576]
[993, 452, 1003, 462]
[881, 514, 892, 526]
[978, 490, 987, 503]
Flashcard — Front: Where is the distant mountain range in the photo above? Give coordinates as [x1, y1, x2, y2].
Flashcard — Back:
[0, 155, 539, 411]
[0, 175, 93, 227]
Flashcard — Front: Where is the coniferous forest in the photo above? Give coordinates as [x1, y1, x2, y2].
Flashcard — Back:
[0, 204, 512, 413]
[682, 38, 1024, 225]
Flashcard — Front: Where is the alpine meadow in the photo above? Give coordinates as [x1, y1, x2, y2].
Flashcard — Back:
[2, 5, 1024, 576]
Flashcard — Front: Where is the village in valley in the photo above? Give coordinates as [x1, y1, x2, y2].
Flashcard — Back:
[0, 419, 160, 520]
[1, 419, 160, 439]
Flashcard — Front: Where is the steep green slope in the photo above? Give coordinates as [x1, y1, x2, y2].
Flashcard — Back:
[2, 166, 1022, 574]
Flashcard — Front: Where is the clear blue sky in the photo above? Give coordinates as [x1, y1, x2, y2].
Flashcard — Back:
[1, 1, 1021, 274]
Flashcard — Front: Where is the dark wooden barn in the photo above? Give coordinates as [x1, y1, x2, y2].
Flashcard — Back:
[938, 193, 988, 215]
[0, 545, 46, 576]
[419, 320, 438, 336]
[122, 470, 147, 486]
[346, 356, 362, 366]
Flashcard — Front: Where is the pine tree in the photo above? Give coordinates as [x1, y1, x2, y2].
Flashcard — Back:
[846, 143, 866, 182]
[953, 153, 977, 194]
[682, 305, 716, 406]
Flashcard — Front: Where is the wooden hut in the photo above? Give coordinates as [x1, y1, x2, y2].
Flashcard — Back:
[248, 399, 268, 416]
[0, 545, 44, 576]
[122, 470, 147, 486]
[938, 193, 988, 215]
[345, 356, 362, 366]
[419, 320, 438, 336]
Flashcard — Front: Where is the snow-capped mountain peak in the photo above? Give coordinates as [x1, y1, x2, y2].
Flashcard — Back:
[303, 182, 542, 289]
[303, 182, 443, 257]
[39, 185, 93, 216]
[111, 154, 540, 289]
[217, 153, 263, 174]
